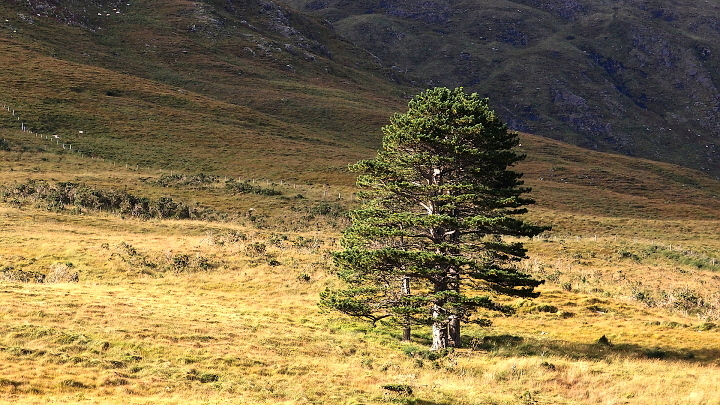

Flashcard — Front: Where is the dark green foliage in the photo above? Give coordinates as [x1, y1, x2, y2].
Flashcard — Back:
[1, 179, 221, 220]
[224, 179, 282, 196]
[309, 201, 346, 217]
[321, 87, 548, 349]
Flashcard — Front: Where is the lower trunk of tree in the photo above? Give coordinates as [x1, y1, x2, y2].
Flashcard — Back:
[431, 303, 447, 350]
[431, 321, 448, 351]
[431, 313, 462, 350]
[448, 315, 461, 347]
[402, 276, 411, 342]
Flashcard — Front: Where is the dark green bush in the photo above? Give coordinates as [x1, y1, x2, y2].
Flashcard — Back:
[224, 179, 281, 196]
[1, 180, 221, 221]
[381, 384, 412, 396]
[309, 201, 346, 217]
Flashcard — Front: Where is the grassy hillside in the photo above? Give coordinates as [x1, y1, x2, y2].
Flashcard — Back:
[2, 1, 720, 404]
[281, 0, 720, 178]
[3, 121, 720, 403]
[0, 0, 408, 183]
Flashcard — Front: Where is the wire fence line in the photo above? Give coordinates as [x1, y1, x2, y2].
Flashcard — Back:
[1, 102, 355, 201]
[2, 102, 109, 163]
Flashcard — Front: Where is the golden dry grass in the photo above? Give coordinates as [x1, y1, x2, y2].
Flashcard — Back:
[2, 140, 720, 405]
[3, 214, 720, 405]
[3, 85, 720, 404]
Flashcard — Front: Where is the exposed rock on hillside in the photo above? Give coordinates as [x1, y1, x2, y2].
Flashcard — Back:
[280, 0, 720, 177]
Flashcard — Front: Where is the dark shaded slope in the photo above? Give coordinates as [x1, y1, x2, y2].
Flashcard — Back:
[281, 0, 720, 178]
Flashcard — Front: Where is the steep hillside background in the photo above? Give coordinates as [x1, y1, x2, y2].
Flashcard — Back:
[5, 0, 720, 179]
[0, 0, 410, 182]
[280, 0, 720, 178]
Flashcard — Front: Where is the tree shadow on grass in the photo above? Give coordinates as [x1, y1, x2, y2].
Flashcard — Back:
[467, 333, 720, 363]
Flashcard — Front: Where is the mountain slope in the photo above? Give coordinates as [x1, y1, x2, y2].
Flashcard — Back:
[0, 0, 409, 182]
[280, 0, 720, 177]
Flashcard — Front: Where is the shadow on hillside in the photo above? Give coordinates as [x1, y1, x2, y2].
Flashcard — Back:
[467, 334, 720, 363]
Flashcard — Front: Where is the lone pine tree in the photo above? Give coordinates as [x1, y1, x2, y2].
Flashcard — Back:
[321, 87, 548, 350]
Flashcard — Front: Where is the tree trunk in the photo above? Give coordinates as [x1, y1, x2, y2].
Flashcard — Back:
[448, 315, 461, 348]
[402, 277, 411, 342]
[433, 316, 461, 350]
[431, 323, 448, 351]
[403, 325, 412, 342]
[431, 305, 448, 350]
[447, 267, 461, 348]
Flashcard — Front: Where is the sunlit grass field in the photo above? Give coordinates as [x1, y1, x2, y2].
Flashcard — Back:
[3, 124, 720, 404]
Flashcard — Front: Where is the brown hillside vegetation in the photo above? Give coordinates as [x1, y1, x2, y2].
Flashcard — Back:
[0, 0, 408, 183]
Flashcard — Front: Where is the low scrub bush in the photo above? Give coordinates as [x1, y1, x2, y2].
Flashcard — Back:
[381, 383, 413, 396]
[0, 267, 46, 283]
[153, 173, 219, 188]
[225, 179, 282, 196]
[111, 242, 216, 276]
[309, 201, 346, 217]
[1, 179, 222, 220]
[45, 263, 79, 283]
[207, 230, 247, 246]
[0, 263, 77, 284]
